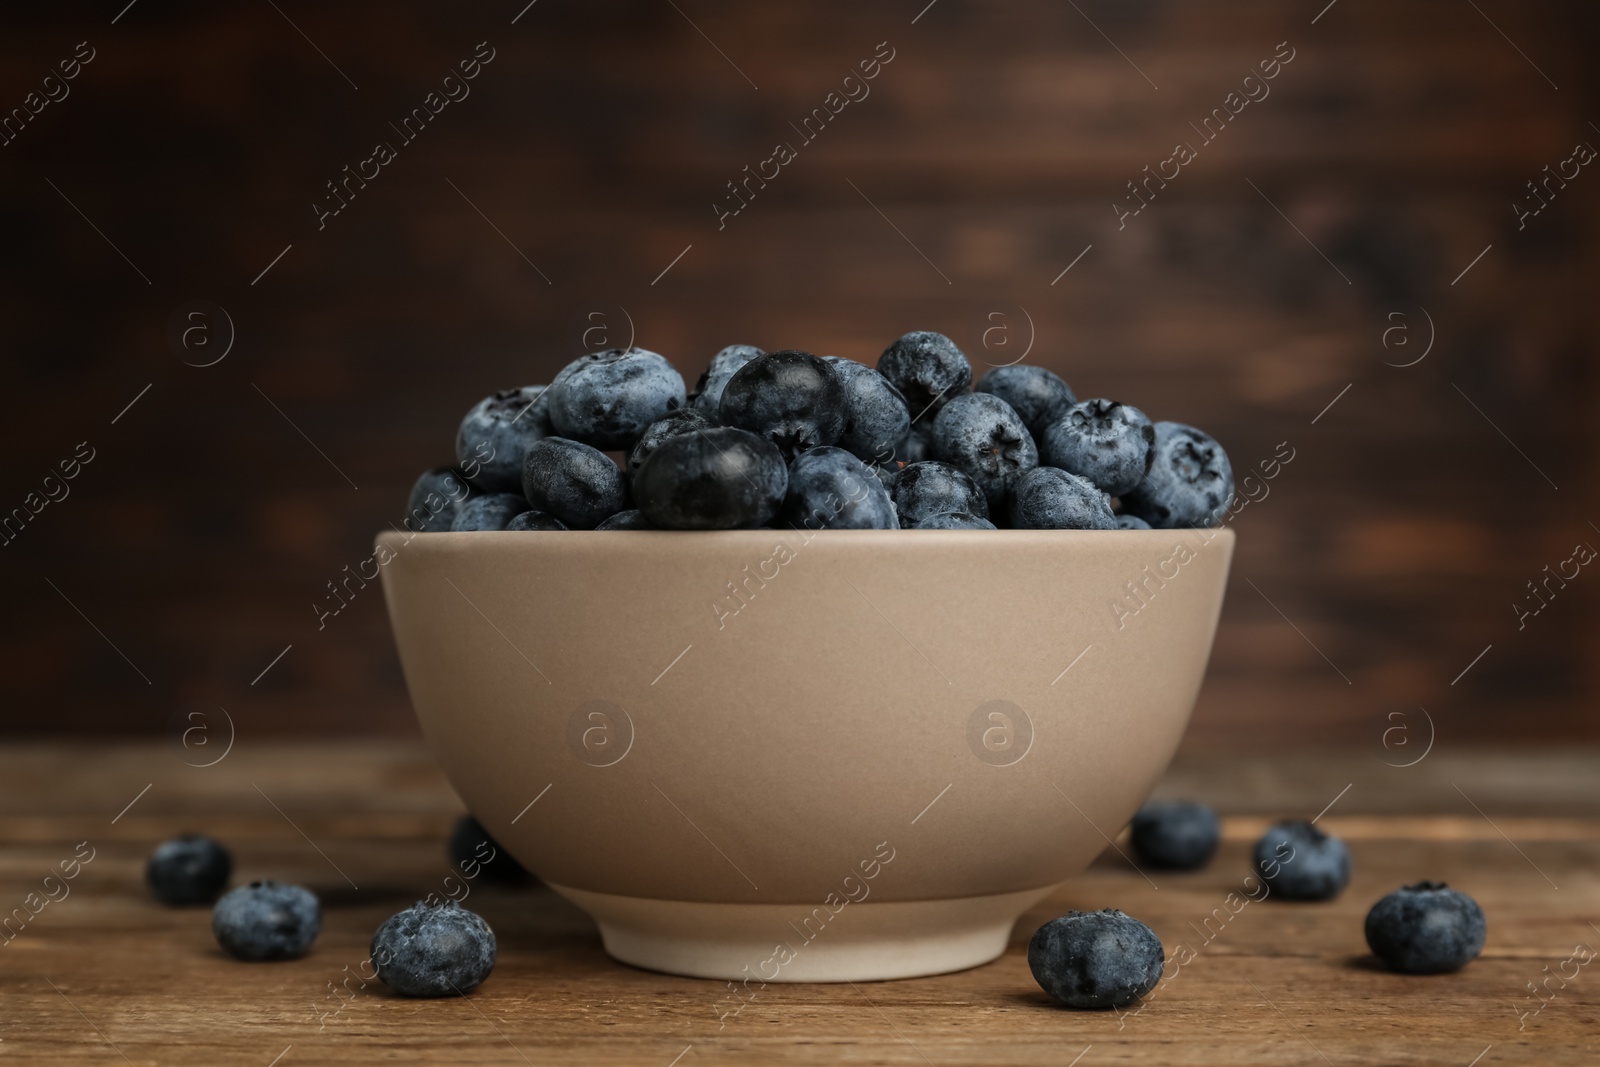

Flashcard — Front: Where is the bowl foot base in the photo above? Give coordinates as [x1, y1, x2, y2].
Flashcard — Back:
[548, 883, 1058, 982]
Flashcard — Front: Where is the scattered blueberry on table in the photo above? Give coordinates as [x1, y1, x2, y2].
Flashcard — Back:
[1028, 909, 1165, 1009]
[371, 900, 497, 997]
[146, 833, 232, 905]
[1364, 881, 1486, 974]
[1129, 800, 1220, 870]
[212, 880, 321, 961]
[448, 814, 533, 884]
[1254, 819, 1352, 901]
[404, 332, 1235, 531]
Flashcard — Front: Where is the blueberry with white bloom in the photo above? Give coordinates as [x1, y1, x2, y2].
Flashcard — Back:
[372, 900, 496, 997]
[546, 347, 685, 450]
[1121, 422, 1234, 529]
[629, 407, 718, 473]
[1010, 467, 1114, 530]
[779, 446, 897, 531]
[877, 331, 971, 422]
[890, 461, 988, 528]
[932, 392, 1038, 513]
[521, 437, 628, 530]
[824, 356, 911, 465]
[692, 344, 763, 416]
[1129, 801, 1219, 870]
[1040, 399, 1155, 497]
[975, 365, 1076, 437]
[405, 467, 471, 532]
[147, 834, 232, 905]
[213, 881, 321, 961]
[1364, 882, 1486, 974]
[1029, 909, 1164, 1009]
[451, 493, 529, 532]
[455, 387, 550, 492]
[1254, 820, 1351, 901]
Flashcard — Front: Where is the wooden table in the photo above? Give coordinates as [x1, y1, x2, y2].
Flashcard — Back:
[3, 743, 1596, 1065]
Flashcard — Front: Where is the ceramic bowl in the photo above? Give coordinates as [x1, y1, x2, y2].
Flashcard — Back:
[378, 526, 1233, 982]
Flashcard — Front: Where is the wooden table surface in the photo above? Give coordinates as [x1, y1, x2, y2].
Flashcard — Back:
[3, 743, 1597, 1066]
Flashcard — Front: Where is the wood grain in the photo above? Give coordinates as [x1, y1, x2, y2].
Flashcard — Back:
[1, 743, 1596, 1065]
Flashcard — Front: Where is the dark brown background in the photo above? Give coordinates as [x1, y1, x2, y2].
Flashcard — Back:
[1, 0, 1594, 747]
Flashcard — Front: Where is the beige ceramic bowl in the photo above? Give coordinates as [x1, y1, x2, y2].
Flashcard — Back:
[378, 526, 1233, 983]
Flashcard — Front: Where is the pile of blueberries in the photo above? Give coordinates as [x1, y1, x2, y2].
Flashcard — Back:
[143, 817, 524, 997]
[1028, 801, 1488, 1010]
[405, 332, 1236, 534]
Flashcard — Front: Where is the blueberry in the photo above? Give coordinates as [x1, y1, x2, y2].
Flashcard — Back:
[405, 467, 471, 533]
[628, 407, 718, 474]
[1254, 820, 1351, 901]
[890, 461, 988, 528]
[1364, 882, 1486, 974]
[718, 350, 846, 460]
[212, 880, 321, 961]
[1009, 467, 1115, 530]
[1129, 801, 1220, 870]
[877, 331, 972, 422]
[823, 356, 910, 465]
[372, 900, 496, 997]
[896, 423, 937, 464]
[505, 509, 568, 531]
[1116, 514, 1152, 531]
[1039, 399, 1155, 497]
[692, 344, 764, 416]
[913, 511, 997, 530]
[633, 426, 788, 529]
[450, 493, 529, 532]
[521, 437, 628, 530]
[546, 347, 686, 450]
[931, 393, 1038, 512]
[448, 815, 531, 885]
[779, 446, 897, 531]
[975, 365, 1076, 436]
[455, 387, 550, 492]
[595, 509, 654, 530]
[1028, 909, 1164, 1009]
[868, 461, 898, 495]
[1121, 422, 1234, 529]
[146, 833, 232, 905]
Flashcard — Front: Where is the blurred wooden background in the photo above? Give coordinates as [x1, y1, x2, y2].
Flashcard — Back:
[0, 0, 1594, 746]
